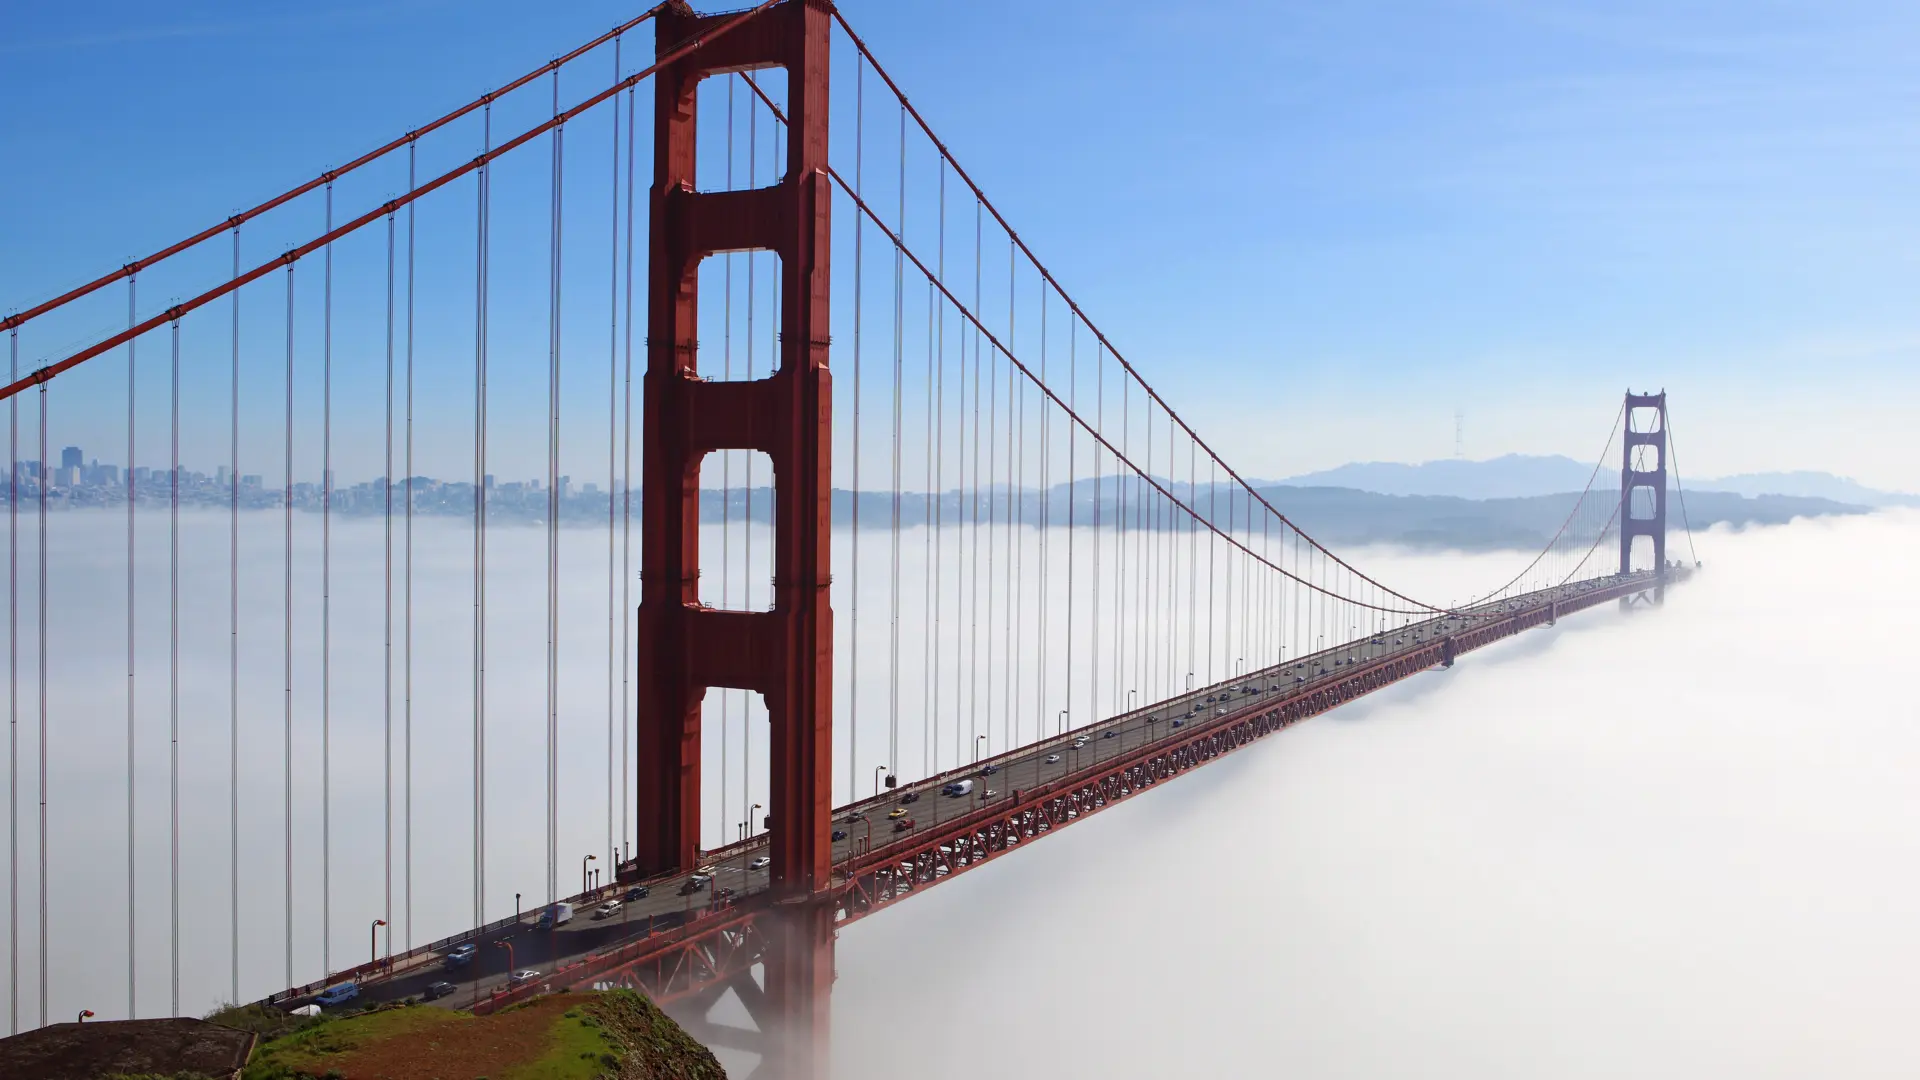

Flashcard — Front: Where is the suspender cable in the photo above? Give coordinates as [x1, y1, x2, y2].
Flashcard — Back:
[546, 70, 564, 909]
[383, 209, 396, 964]
[931, 159, 946, 772]
[229, 225, 241, 1005]
[889, 99, 904, 785]
[923, 279, 935, 776]
[473, 104, 491, 926]
[404, 139, 417, 946]
[1665, 409, 1700, 566]
[36, 380, 47, 1029]
[125, 277, 138, 1019]
[970, 200, 982, 760]
[849, 56, 862, 800]
[1037, 287, 1048, 740]
[721, 79, 734, 841]
[1065, 319, 1076, 734]
[606, 36, 621, 870]
[322, 181, 335, 978]
[621, 82, 635, 865]
[1091, 340, 1103, 726]
[169, 315, 182, 1016]
[282, 265, 295, 989]
[6, 324, 16, 1035]
[1005, 242, 1016, 753]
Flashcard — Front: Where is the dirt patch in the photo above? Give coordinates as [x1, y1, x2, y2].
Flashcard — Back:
[0, 1017, 256, 1080]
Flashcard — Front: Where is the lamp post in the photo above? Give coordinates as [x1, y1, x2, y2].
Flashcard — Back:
[1185, 672, 1193, 692]
[370, 918, 387, 968]
[974, 735, 986, 763]
[515, 892, 521, 924]
[751, 802, 763, 837]
[582, 853, 596, 897]
[77, 1009, 93, 1023]
[873, 765, 890, 799]
[1058, 709, 1068, 738]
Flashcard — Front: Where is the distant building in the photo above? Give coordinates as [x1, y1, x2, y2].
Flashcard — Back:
[61, 446, 82, 471]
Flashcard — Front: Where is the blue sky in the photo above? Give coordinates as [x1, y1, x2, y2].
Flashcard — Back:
[3, 0, 1917, 489]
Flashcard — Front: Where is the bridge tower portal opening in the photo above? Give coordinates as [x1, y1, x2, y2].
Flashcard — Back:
[634, 2, 836, 1077]
[1619, 390, 1669, 605]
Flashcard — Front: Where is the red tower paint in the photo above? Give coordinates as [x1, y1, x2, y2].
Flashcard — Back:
[634, 2, 835, 1074]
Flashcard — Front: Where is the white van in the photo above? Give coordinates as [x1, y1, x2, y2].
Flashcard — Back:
[539, 901, 574, 928]
[941, 779, 974, 797]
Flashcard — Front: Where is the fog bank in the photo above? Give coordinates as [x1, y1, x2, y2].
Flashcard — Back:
[832, 510, 1920, 1079]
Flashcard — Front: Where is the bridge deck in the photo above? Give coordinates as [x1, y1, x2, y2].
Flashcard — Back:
[268, 569, 1675, 1013]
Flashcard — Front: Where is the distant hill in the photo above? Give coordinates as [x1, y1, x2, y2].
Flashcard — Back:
[1264, 454, 1917, 508]
[1269, 454, 1596, 499]
[696, 482, 1867, 551]
[1692, 471, 1920, 508]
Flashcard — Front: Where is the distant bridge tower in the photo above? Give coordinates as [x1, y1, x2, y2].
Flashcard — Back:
[1619, 390, 1668, 604]
[633, 1, 836, 1077]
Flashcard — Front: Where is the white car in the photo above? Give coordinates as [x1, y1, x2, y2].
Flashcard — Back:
[1044, 754, 1062, 764]
[594, 900, 621, 919]
[508, 969, 541, 985]
[748, 856, 770, 871]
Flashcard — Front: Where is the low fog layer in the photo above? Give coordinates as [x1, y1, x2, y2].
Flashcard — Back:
[832, 510, 1920, 1080]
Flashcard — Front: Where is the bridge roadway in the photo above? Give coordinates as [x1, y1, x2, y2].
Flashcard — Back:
[276, 570, 1665, 1013]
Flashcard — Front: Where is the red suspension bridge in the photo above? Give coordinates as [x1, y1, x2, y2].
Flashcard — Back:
[0, 2, 1702, 1077]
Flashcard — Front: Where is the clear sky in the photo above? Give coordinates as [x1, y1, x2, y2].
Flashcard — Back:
[3, 0, 1917, 489]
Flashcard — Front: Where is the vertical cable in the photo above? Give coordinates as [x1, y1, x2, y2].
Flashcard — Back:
[932, 160, 945, 773]
[722, 78, 734, 841]
[620, 82, 635, 865]
[969, 199, 982, 759]
[169, 315, 181, 1016]
[36, 380, 47, 1029]
[888, 99, 904, 783]
[849, 57, 863, 800]
[1036, 287, 1048, 741]
[1091, 339, 1101, 726]
[606, 33, 621, 869]
[547, 70, 564, 906]
[1004, 240, 1015, 753]
[228, 225, 241, 1006]
[282, 265, 294, 989]
[321, 180, 334, 977]
[125, 276, 137, 1019]
[404, 139, 417, 945]
[6, 324, 16, 1034]
[383, 209, 396, 963]
[474, 103, 492, 925]
[1065, 318, 1075, 734]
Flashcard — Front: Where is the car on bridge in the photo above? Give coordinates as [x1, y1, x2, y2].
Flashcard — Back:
[594, 900, 622, 919]
[508, 969, 541, 986]
[624, 885, 649, 902]
[749, 856, 770, 871]
[424, 980, 457, 1001]
[977, 764, 1000, 777]
[832, 829, 849, 841]
[887, 808, 909, 820]
[314, 982, 359, 1008]
[444, 943, 477, 968]
[1044, 754, 1061, 764]
[899, 791, 920, 804]
[893, 817, 915, 832]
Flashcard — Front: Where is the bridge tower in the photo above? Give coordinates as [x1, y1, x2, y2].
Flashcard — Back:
[1619, 390, 1668, 605]
[634, 2, 836, 1077]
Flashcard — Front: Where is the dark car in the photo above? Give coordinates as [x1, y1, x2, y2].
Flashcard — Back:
[423, 980, 457, 1001]
[714, 887, 738, 902]
[679, 878, 707, 895]
[831, 829, 848, 841]
[624, 885, 649, 902]
[899, 791, 920, 805]
[977, 764, 999, 777]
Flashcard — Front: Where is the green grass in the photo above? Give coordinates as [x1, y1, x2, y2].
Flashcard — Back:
[508, 1006, 626, 1080]
[240, 1005, 462, 1080]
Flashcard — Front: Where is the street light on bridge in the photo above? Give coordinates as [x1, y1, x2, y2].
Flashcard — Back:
[751, 802, 764, 836]
[874, 765, 891, 798]
[370, 918, 386, 968]
[581, 853, 596, 897]
[974, 735, 986, 763]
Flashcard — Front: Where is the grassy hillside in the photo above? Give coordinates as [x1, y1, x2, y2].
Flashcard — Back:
[238, 991, 724, 1080]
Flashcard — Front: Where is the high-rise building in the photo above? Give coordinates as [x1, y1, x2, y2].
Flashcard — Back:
[61, 446, 82, 471]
